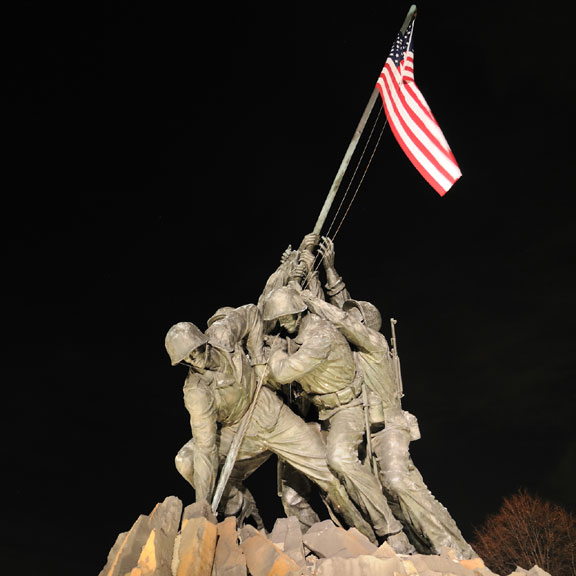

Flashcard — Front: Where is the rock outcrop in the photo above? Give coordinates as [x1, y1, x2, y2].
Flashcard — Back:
[98, 496, 552, 576]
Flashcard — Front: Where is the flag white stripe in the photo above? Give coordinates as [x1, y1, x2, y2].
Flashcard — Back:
[380, 73, 459, 191]
[404, 82, 453, 154]
[381, 64, 461, 181]
[375, 21, 462, 195]
[405, 87, 451, 151]
[377, 74, 454, 191]
[402, 56, 428, 109]
[387, 59, 456, 160]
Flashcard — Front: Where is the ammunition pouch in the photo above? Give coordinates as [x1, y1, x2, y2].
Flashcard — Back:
[366, 390, 385, 425]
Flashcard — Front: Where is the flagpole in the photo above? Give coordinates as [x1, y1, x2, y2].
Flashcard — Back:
[312, 4, 417, 235]
[312, 86, 379, 235]
[401, 4, 417, 34]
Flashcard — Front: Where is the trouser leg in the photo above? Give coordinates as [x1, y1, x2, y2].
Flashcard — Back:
[217, 425, 271, 529]
[254, 394, 377, 542]
[279, 462, 321, 532]
[372, 426, 476, 559]
[325, 405, 403, 538]
[175, 433, 269, 530]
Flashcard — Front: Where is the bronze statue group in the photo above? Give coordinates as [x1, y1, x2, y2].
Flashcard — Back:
[165, 233, 476, 559]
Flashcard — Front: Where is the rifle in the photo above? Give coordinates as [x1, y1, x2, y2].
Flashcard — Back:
[390, 318, 404, 400]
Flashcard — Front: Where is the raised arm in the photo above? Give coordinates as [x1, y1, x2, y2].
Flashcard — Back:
[318, 236, 351, 307]
[206, 303, 265, 365]
[267, 330, 329, 386]
[301, 290, 385, 354]
[257, 232, 322, 312]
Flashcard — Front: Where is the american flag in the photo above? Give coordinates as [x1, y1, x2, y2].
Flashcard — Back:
[376, 20, 461, 196]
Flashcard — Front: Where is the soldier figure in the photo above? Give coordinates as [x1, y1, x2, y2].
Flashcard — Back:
[305, 236, 477, 559]
[165, 303, 377, 542]
[261, 286, 407, 543]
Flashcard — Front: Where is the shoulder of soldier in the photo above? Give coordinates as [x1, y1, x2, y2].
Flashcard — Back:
[233, 303, 258, 314]
[183, 373, 215, 410]
[183, 370, 213, 392]
[302, 313, 346, 344]
[367, 326, 389, 347]
[316, 312, 347, 332]
[305, 312, 328, 326]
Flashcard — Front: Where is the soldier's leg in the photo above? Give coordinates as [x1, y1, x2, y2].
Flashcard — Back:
[218, 425, 270, 530]
[325, 405, 403, 539]
[372, 425, 476, 559]
[278, 461, 321, 532]
[218, 479, 265, 530]
[253, 390, 377, 543]
[175, 433, 268, 530]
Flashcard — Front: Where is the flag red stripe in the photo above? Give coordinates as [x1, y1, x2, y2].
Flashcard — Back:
[378, 78, 455, 195]
[389, 119, 451, 195]
[378, 63, 460, 191]
[377, 74, 448, 192]
[380, 63, 455, 176]
[378, 70, 460, 192]
[403, 80, 455, 157]
[403, 79, 435, 123]
[400, 79, 458, 167]
[375, 28, 461, 195]
[388, 58, 455, 163]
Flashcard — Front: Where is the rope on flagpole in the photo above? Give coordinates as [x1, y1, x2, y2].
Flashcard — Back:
[302, 110, 389, 291]
[325, 111, 388, 241]
[323, 3, 417, 240]
[300, 5, 418, 290]
[311, 5, 417, 241]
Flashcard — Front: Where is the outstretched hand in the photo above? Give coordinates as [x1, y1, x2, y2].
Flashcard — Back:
[292, 249, 316, 281]
[298, 232, 320, 253]
[280, 245, 293, 264]
[318, 236, 335, 268]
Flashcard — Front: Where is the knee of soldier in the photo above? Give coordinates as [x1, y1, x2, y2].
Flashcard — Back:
[380, 469, 410, 494]
[326, 442, 356, 476]
[175, 449, 195, 484]
[282, 484, 305, 508]
[221, 487, 243, 517]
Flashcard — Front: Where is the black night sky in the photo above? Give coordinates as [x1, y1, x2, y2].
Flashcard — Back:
[7, 3, 575, 574]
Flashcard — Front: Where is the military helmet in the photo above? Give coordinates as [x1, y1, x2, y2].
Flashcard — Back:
[165, 321, 208, 365]
[206, 323, 235, 352]
[343, 299, 382, 332]
[206, 306, 235, 327]
[261, 286, 307, 321]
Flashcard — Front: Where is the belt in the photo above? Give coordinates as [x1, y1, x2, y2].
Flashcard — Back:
[311, 374, 362, 410]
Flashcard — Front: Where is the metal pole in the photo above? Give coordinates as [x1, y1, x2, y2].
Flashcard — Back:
[313, 86, 380, 235]
[401, 4, 417, 34]
[312, 5, 417, 236]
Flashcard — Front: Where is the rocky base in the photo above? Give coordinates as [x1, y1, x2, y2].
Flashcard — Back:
[98, 496, 551, 576]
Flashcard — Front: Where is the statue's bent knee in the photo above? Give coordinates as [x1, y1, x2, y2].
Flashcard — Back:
[326, 442, 357, 477]
[175, 443, 195, 486]
[380, 470, 409, 494]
